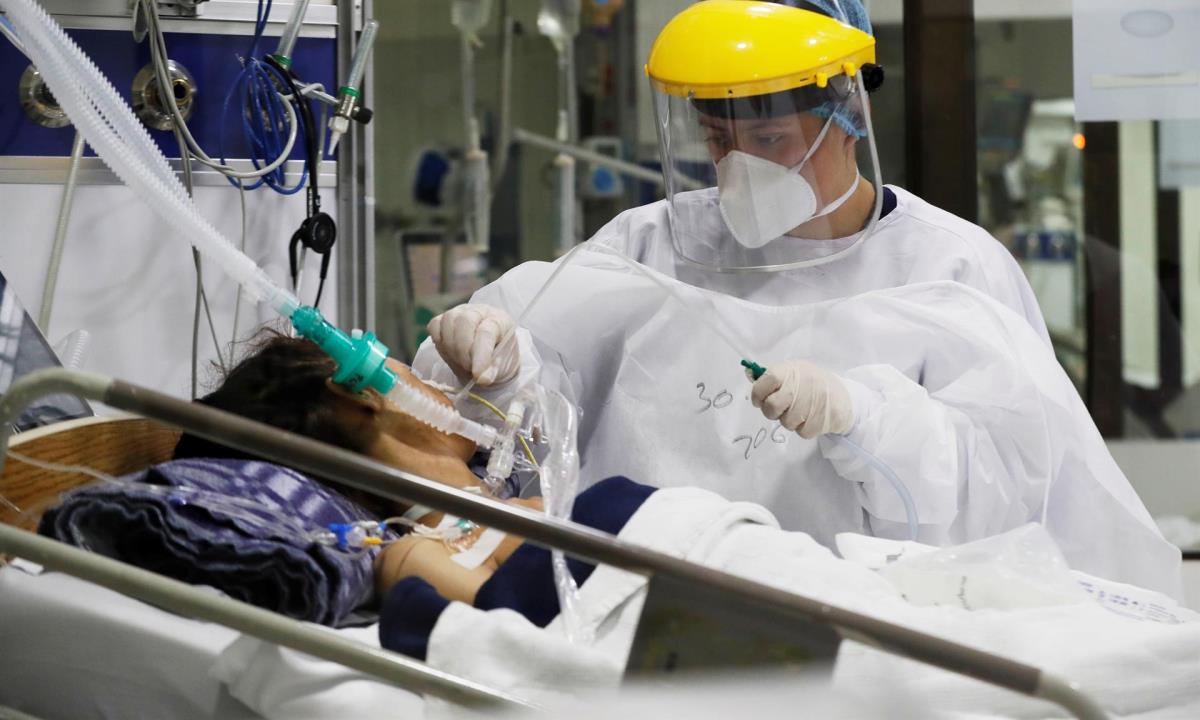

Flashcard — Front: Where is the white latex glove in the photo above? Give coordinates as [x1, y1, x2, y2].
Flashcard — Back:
[750, 360, 855, 439]
[428, 303, 520, 386]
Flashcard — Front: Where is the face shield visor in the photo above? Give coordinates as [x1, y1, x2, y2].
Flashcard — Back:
[647, 1, 885, 272]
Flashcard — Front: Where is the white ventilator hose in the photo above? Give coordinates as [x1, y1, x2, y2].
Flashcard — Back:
[1, 0, 299, 319]
[384, 380, 497, 449]
[4, 0, 503, 448]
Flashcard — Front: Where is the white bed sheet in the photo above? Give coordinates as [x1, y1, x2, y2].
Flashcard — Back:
[423, 490, 1200, 720]
[0, 561, 423, 720]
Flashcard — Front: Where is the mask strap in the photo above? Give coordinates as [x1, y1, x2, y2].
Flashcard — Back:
[794, 106, 840, 171]
[812, 169, 861, 220]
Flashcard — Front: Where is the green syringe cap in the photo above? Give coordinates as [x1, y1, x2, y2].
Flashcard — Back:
[741, 359, 766, 381]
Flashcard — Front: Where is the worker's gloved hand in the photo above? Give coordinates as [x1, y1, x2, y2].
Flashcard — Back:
[428, 304, 520, 386]
[750, 360, 855, 439]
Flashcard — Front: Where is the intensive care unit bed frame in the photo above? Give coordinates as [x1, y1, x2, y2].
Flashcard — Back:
[0, 368, 1112, 719]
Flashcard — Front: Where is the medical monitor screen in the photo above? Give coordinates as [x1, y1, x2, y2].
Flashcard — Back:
[0, 270, 93, 432]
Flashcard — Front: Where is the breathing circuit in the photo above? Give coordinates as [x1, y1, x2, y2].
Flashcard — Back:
[0, 0, 508, 459]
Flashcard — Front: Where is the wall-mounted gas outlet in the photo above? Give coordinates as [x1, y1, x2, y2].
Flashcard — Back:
[131, 59, 197, 131]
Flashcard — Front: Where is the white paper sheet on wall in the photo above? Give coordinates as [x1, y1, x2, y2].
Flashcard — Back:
[1159, 120, 1200, 188]
[1073, 0, 1200, 122]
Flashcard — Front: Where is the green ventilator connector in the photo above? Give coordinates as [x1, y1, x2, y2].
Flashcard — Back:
[290, 305, 396, 395]
[741, 359, 766, 381]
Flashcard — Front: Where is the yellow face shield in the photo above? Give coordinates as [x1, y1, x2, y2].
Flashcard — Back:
[645, 1, 886, 272]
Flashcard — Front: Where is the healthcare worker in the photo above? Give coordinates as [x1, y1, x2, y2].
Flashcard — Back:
[414, 1, 1180, 595]
[426, 0, 1049, 387]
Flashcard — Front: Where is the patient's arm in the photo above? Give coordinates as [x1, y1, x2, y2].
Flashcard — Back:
[374, 496, 543, 604]
[375, 535, 494, 603]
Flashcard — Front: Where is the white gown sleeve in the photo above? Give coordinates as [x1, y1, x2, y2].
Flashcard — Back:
[818, 364, 1050, 547]
[817, 358, 1182, 600]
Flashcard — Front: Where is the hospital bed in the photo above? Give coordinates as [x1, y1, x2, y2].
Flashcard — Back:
[0, 369, 1124, 719]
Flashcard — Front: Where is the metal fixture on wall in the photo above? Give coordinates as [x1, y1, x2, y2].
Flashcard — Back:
[131, 59, 197, 131]
[19, 64, 70, 128]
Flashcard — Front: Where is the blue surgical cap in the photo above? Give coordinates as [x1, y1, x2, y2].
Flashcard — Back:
[773, 0, 874, 137]
[793, 0, 872, 35]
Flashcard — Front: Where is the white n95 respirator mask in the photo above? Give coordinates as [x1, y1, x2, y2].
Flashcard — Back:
[716, 112, 859, 249]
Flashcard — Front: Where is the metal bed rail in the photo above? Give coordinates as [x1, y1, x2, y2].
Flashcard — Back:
[0, 525, 528, 709]
[0, 369, 1110, 720]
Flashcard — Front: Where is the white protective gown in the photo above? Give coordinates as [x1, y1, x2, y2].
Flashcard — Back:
[596, 186, 1052, 335]
[413, 192, 1180, 598]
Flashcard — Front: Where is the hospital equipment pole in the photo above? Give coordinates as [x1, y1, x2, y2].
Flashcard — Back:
[512, 127, 706, 190]
[39, 130, 86, 336]
[0, 369, 1111, 720]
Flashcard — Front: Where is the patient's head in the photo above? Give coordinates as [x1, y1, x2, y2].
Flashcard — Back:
[174, 331, 479, 496]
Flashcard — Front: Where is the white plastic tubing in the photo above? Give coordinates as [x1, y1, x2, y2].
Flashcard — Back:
[1, 0, 300, 318]
[384, 382, 498, 450]
[4, 0, 514, 453]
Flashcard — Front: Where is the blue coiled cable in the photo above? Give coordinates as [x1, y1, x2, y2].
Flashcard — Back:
[218, 0, 309, 195]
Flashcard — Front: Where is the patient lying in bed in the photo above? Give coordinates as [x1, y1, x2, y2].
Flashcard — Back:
[171, 335, 1200, 720]
[169, 338, 1200, 710]
[169, 331, 662, 637]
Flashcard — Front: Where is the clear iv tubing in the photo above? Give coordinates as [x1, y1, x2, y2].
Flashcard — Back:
[831, 435, 919, 541]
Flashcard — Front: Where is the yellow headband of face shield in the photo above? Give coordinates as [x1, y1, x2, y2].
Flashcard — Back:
[645, 0, 876, 100]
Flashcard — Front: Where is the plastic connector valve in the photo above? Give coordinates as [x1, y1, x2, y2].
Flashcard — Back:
[290, 305, 395, 395]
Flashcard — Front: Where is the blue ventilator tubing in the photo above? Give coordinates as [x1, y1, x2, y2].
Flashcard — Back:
[741, 358, 920, 541]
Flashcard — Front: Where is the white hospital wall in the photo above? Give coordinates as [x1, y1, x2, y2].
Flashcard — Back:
[1183, 187, 1200, 386]
[1109, 440, 1200, 518]
[0, 180, 337, 402]
[1119, 120, 1160, 389]
[1107, 439, 1200, 609]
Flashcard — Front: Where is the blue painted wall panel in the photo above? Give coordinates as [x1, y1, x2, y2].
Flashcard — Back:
[0, 27, 336, 159]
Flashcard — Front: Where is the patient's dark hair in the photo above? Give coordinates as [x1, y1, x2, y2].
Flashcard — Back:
[173, 330, 374, 461]
[173, 331, 396, 515]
